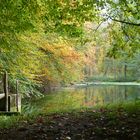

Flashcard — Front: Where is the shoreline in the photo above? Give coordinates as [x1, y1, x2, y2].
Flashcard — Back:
[74, 82, 140, 87]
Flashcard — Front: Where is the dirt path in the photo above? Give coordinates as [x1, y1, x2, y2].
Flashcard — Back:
[0, 109, 140, 140]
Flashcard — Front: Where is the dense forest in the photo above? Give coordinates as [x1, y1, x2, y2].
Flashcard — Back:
[0, 0, 140, 140]
[0, 0, 140, 96]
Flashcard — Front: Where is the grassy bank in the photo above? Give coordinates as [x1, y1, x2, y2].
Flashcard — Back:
[0, 89, 139, 139]
[86, 75, 138, 82]
[0, 100, 139, 139]
[0, 97, 139, 128]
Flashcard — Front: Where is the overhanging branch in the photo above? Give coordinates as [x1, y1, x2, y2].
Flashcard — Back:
[109, 16, 140, 26]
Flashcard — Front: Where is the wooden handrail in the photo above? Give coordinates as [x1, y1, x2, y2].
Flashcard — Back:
[3, 71, 9, 112]
[16, 80, 19, 112]
[0, 71, 21, 113]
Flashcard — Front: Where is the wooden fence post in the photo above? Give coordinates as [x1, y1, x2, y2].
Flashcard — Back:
[3, 71, 9, 112]
[16, 80, 19, 112]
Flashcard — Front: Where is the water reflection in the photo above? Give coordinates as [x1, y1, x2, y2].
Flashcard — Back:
[22, 85, 140, 114]
[76, 85, 140, 107]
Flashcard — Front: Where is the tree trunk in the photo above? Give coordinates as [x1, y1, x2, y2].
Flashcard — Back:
[124, 64, 127, 79]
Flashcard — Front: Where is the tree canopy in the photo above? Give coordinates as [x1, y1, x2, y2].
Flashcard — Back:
[0, 0, 140, 95]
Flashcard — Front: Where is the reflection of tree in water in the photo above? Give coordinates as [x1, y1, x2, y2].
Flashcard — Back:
[102, 86, 131, 104]
[124, 86, 127, 100]
[82, 85, 140, 107]
[103, 86, 127, 103]
[126, 86, 140, 101]
[84, 87, 95, 106]
[84, 86, 105, 106]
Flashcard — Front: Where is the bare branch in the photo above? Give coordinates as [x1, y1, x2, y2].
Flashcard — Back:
[93, 21, 106, 33]
[109, 16, 140, 26]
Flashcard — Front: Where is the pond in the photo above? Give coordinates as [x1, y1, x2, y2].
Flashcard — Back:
[23, 85, 140, 114]
[74, 85, 140, 106]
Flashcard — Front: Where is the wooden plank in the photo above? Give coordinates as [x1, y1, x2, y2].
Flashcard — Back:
[16, 80, 19, 112]
[0, 72, 21, 113]
[3, 71, 9, 112]
[0, 97, 6, 111]
[0, 93, 5, 99]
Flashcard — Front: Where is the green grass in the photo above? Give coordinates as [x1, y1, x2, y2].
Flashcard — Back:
[86, 75, 137, 82]
[0, 91, 139, 129]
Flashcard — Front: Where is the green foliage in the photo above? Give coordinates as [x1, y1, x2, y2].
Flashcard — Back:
[0, 95, 139, 128]
[0, 115, 19, 128]
[107, 23, 140, 58]
[43, 0, 98, 37]
[129, 52, 140, 80]
[86, 75, 136, 82]
[100, 0, 140, 58]
[1, 0, 98, 96]
[0, 0, 140, 96]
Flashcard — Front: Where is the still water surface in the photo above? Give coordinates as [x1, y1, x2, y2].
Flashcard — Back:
[73, 85, 140, 106]
[55, 85, 140, 106]
[23, 85, 140, 113]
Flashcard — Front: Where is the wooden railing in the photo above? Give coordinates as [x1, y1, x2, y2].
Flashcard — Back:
[0, 71, 21, 113]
